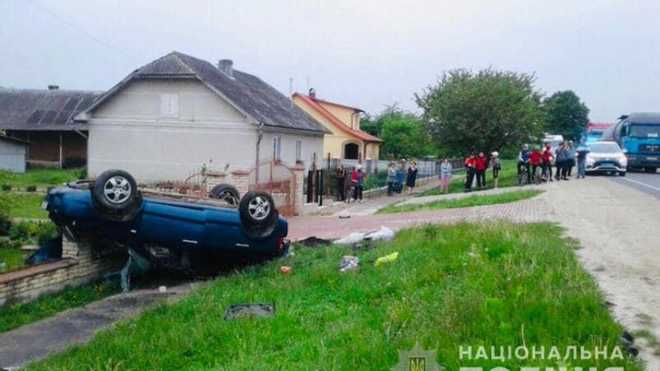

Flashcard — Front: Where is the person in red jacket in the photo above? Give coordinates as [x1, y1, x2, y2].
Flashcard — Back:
[541, 144, 554, 182]
[475, 152, 488, 189]
[529, 146, 543, 183]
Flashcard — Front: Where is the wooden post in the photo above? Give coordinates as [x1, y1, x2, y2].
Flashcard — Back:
[59, 132, 63, 168]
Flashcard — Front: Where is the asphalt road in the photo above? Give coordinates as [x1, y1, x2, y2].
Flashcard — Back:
[609, 169, 660, 199]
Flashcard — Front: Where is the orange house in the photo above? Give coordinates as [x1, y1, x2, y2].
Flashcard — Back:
[293, 90, 381, 161]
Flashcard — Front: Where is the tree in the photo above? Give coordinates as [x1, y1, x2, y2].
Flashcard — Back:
[379, 111, 434, 159]
[415, 68, 544, 156]
[542, 90, 589, 141]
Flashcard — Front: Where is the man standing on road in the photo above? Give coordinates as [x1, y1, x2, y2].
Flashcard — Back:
[567, 140, 576, 177]
[335, 164, 346, 202]
[542, 144, 554, 182]
[576, 142, 590, 179]
[555, 142, 569, 181]
[518, 144, 531, 185]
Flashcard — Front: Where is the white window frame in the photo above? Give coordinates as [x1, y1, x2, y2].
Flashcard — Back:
[272, 135, 282, 161]
[160, 93, 179, 118]
[295, 140, 303, 162]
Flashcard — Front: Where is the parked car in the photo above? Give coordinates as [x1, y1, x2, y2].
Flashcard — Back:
[585, 141, 627, 176]
[42, 169, 289, 276]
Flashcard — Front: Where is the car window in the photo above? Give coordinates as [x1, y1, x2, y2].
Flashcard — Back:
[629, 124, 660, 138]
[589, 143, 620, 153]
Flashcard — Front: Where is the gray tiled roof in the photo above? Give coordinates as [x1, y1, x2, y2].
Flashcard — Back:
[84, 51, 329, 135]
[0, 88, 101, 131]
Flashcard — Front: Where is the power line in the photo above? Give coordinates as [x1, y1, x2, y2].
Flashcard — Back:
[26, 0, 138, 60]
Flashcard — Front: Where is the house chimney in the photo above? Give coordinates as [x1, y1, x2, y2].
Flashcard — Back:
[48, 85, 59, 90]
[218, 59, 233, 77]
[308, 88, 316, 98]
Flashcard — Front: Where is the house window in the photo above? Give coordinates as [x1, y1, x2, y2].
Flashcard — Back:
[272, 136, 282, 161]
[295, 140, 302, 162]
[160, 94, 179, 118]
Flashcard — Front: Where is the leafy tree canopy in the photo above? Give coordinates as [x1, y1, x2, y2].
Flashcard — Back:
[542, 90, 590, 141]
[415, 68, 544, 156]
[362, 105, 435, 159]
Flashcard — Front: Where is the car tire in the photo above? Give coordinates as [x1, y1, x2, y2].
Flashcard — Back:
[619, 171, 626, 177]
[209, 184, 240, 206]
[239, 191, 278, 239]
[91, 169, 142, 222]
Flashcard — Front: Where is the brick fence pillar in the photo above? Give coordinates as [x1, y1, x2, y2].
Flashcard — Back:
[205, 171, 227, 193]
[61, 235, 81, 258]
[290, 163, 305, 216]
[231, 169, 251, 196]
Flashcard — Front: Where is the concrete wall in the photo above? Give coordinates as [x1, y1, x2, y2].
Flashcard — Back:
[0, 237, 125, 306]
[88, 79, 322, 183]
[0, 139, 26, 173]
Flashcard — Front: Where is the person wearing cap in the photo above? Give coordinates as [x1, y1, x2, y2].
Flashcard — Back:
[517, 144, 531, 184]
[491, 151, 501, 189]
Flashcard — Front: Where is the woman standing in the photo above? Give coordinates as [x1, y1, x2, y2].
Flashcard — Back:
[406, 161, 418, 193]
[490, 152, 501, 189]
[335, 165, 346, 202]
[351, 165, 364, 202]
[439, 158, 452, 193]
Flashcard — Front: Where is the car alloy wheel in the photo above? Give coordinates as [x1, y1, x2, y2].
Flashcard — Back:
[103, 175, 132, 204]
[248, 196, 271, 221]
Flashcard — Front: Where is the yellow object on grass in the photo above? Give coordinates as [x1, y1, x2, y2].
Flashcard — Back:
[374, 252, 399, 266]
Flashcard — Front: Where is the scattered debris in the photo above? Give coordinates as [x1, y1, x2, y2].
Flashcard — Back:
[224, 303, 275, 320]
[365, 226, 395, 242]
[621, 330, 639, 357]
[339, 256, 360, 272]
[280, 266, 292, 274]
[338, 210, 351, 219]
[334, 226, 395, 245]
[158, 286, 167, 293]
[298, 236, 332, 247]
[375, 252, 399, 267]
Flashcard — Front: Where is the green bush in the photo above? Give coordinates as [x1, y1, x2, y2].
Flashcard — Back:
[1, 184, 10, 191]
[8, 221, 56, 243]
[25, 185, 37, 192]
[0, 194, 10, 235]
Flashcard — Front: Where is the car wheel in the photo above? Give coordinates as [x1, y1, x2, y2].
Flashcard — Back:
[619, 171, 626, 177]
[239, 191, 278, 239]
[209, 184, 240, 206]
[91, 169, 142, 222]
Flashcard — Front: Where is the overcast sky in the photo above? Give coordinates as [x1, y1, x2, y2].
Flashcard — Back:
[1, 0, 659, 122]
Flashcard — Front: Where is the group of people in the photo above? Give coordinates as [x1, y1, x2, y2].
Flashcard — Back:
[386, 160, 418, 196]
[462, 152, 502, 192]
[334, 160, 419, 203]
[335, 164, 365, 203]
[517, 140, 589, 184]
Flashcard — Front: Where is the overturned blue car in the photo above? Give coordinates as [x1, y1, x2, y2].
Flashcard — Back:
[43, 169, 289, 279]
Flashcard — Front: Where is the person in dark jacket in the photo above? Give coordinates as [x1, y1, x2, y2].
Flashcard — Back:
[555, 142, 570, 180]
[475, 152, 487, 189]
[517, 144, 531, 184]
[406, 161, 418, 193]
[464, 153, 477, 192]
[335, 165, 346, 201]
[567, 140, 576, 177]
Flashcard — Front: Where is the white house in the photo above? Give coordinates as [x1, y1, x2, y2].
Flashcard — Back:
[75, 52, 328, 183]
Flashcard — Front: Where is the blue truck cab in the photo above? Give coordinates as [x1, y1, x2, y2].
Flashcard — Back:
[602, 113, 660, 172]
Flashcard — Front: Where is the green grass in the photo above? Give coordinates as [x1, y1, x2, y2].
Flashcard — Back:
[422, 159, 519, 196]
[0, 168, 82, 190]
[27, 223, 639, 370]
[0, 246, 27, 272]
[6, 193, 48, 219]
[378, 190, 542, 214]
[0, 283, 118, 333]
